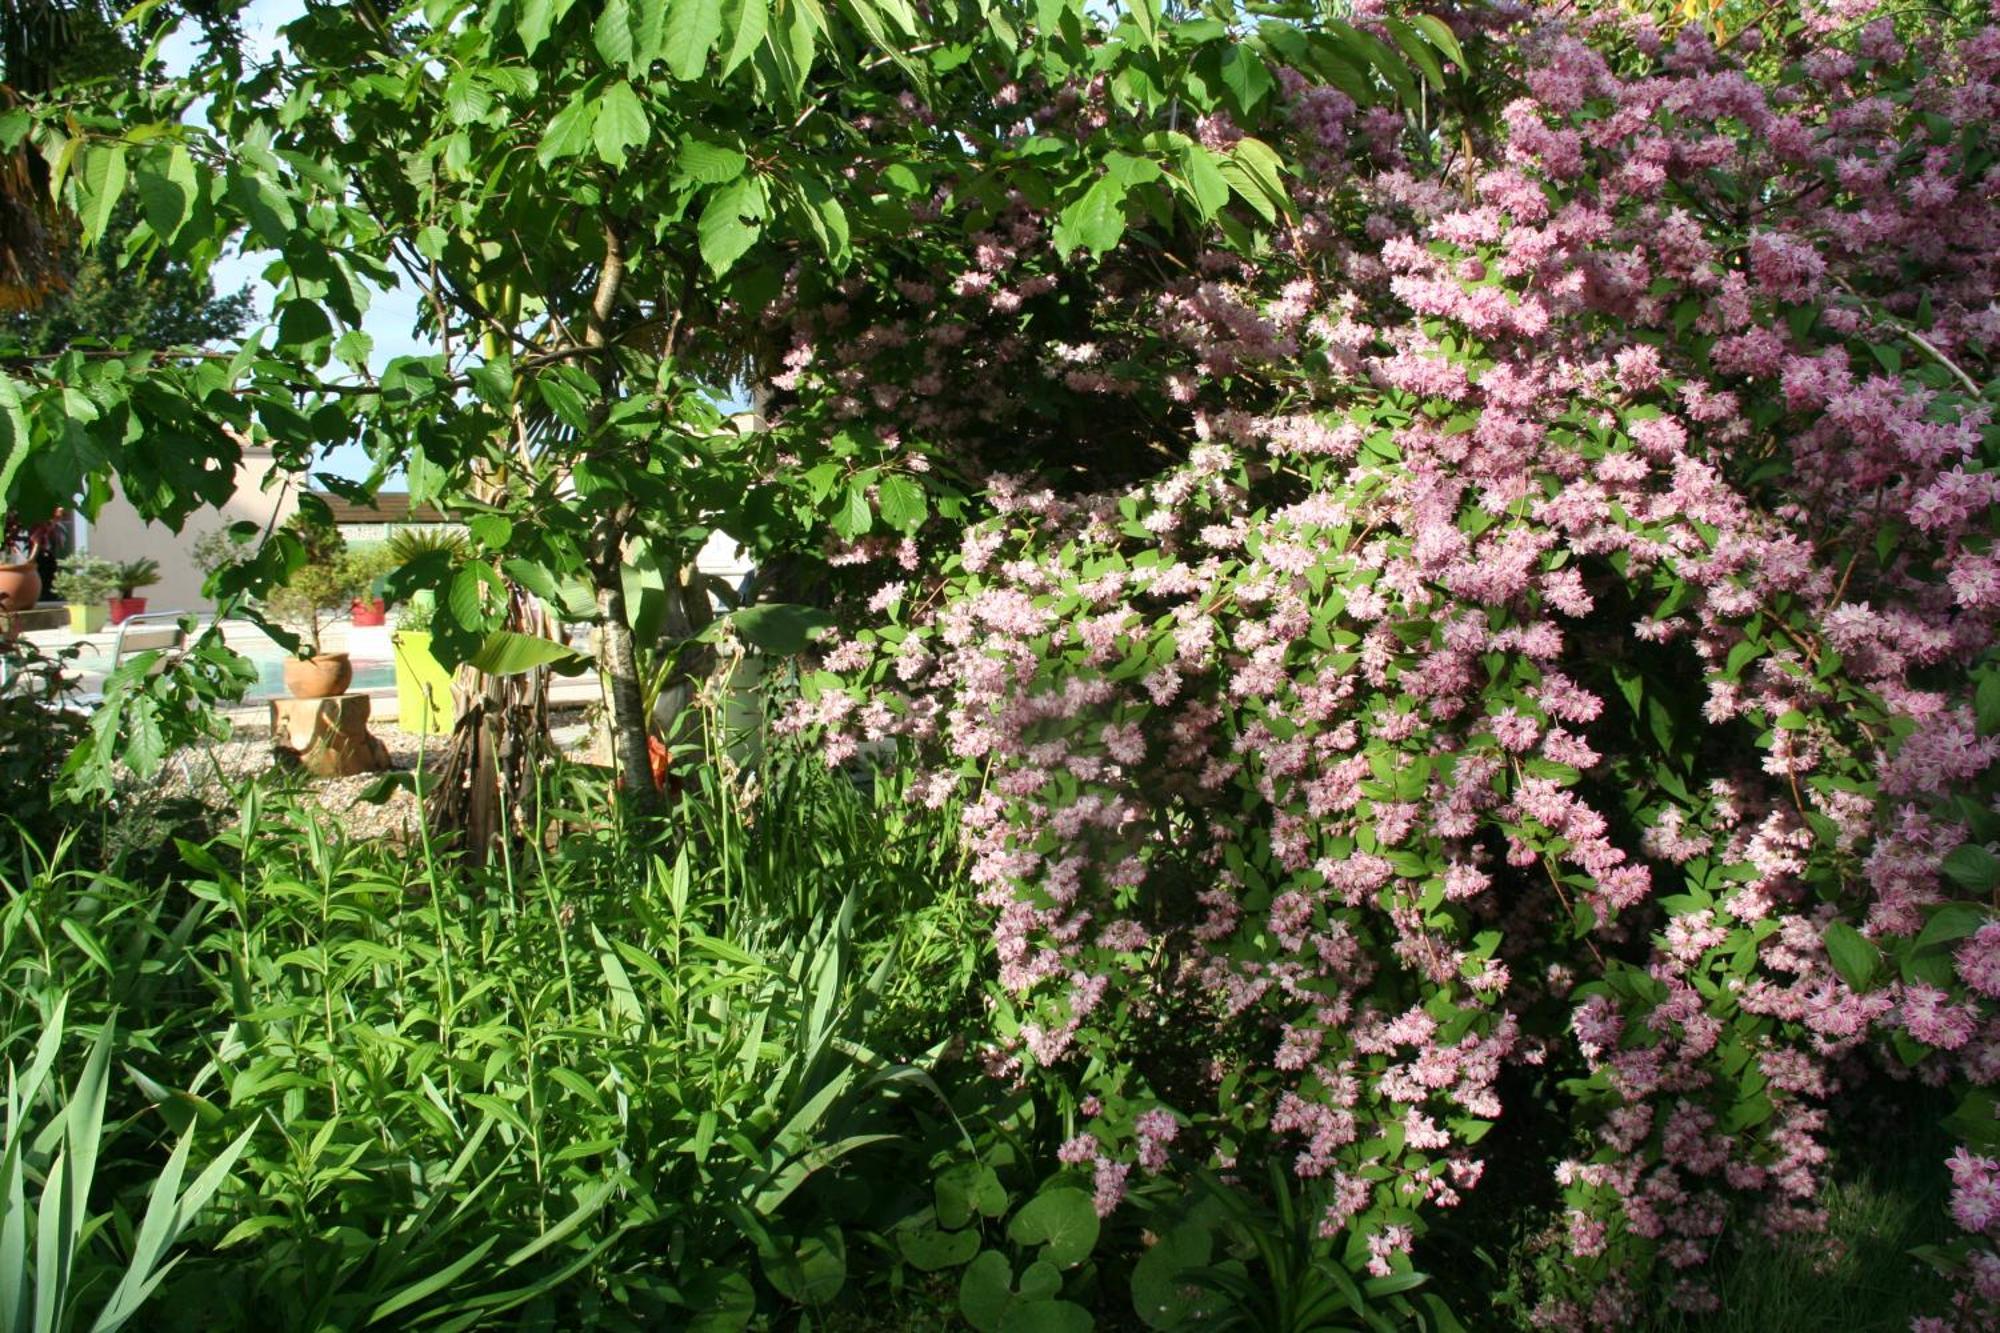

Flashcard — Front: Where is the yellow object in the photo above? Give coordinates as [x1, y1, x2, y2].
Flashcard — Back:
[67, 603, 107, 635]
[392, 631, 456, 735]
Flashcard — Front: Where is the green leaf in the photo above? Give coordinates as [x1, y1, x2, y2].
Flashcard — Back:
[1174, 144, 1229, 221]
[1215, 45, 1274, 115]
[998, 1301, 1093, 1333]
[876, 474, 927, 531]
[467, 514, 514, 549]
[135, 147, 193, 242]
[834, 478, 872, 538]
[1405, 12, 1466, 68]
[698, 175, 765, 276]
[538, 93, 598, 166]
[725, 603, 835, 655]
[80, 144, 127, 248]
[595, 0, 637, 68]
[1915, 902, 1990, 952]
[897, 1221, 981, 1271]
[1005, 1188, 1098, 1269]
[1054, 173, 1128, 258]
[593, 80, 651, 167]
[445, 70, 493, 124]
[467, 630, 579, 676]
[761, 1224, 846, 1304]
[0, 373, 29, 509]
[1220, 136, 1290, 221]
[1943, 843, 2000, 894]
[517, 0, 564, 52]
[1131, 1224, 1214, 1329]
[678, 138, 747, 183]
[664, 0, 724, 80]
[719, 0, 768, 75]
[936, 1162, 1008, 1229]
[1976, 670, 2000, 734]
[1822, 921, 1880, 991]
[958, 1250, 1014, 1333]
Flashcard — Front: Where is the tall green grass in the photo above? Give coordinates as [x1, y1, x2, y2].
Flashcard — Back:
[0, 735, 985, 1330]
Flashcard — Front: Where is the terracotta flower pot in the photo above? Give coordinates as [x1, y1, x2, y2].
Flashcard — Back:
[350, 597, 388, 627]
[0, 559, 42, 617]
[283, 652, 354, 699]
[107, 596, 147, 625]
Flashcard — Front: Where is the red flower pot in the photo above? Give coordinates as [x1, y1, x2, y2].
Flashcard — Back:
[107, 596, 147, 625]
[351, 598, 388, 627]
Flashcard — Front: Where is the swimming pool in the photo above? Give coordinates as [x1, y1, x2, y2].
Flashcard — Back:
[245, 654, 396, 698]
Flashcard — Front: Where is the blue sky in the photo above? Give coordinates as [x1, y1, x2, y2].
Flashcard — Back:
[161, 0, 428, 482]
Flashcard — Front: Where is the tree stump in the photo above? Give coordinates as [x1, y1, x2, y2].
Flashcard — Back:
[270, 693, 391, 778]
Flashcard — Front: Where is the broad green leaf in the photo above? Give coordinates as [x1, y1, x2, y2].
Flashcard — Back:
[1384, 17, 1447, 89]
[1822, 921, 1880, 991]
[595, 0, 637, 68]
[1005, 1188, 1098, 1268]
[876, 474, 926, 531]
[725, 602, 835, 655]
[1054, 173, 1127, 258]
[1174, 144, 1229, 220]
[0, 374, 29, 508]
[444, 70, 493, 124]
[135, 146, 194, 242]
[80, 144, 127, 248]
[897, 1221, 980, 1271]
[1223, 136, 1291, 221]
[719, 0, 768, 75]
[1131, 1223, 1215, 1328]
[538, 93, 598, 166]
[760, 1225, 847, 1304]
[678, 138, 747, 183]
[516, 0, 565, 52]
[1915, 902, 1990, 952]
[593, 80, 651, 167]
[698, 175, 765, 276]
[1943, 843, 2000, 894]
[1406, 11, 1466, 68]
[664, 0, 724, 80]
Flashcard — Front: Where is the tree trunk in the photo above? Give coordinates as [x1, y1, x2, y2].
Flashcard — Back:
[595, 575, 659, 815]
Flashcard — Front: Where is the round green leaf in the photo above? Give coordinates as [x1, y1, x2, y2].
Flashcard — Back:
[1131, 1224, 1215, 1329]
[898, 1220, 981, 1272]
[999, 1299, 1094, 1333]
[959, 1249, 1015, 1333]
[760, 1224, 846, 1304]
[1005, 1187, 1099, 1269]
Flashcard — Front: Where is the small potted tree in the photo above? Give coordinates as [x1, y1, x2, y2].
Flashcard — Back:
[49, 555, 120, 634]
[265, 523, 359, 698]
[108, 558, 161, 624]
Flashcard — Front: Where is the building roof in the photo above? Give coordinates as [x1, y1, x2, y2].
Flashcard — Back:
[305, 492, 448, 525]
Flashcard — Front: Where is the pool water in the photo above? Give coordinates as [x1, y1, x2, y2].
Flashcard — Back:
[248, 656, 396, 698]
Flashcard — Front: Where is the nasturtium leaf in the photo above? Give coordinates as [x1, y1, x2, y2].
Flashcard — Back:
[663, 0, 724, 80]
[1131, 1224, 1214, 1329]
[592, 80, 651, 167]
[1005, 1188, 1098, 1269]
[1822, 921, 1881, 991]
[958, 1250, 1014, 1333]
[1054, 173, 1128, 258]
[896, 1220, 980, 1271]
[997, 1300, 1092, 1333]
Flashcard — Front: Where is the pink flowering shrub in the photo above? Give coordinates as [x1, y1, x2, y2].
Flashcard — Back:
[777, 3, 2000, 1322]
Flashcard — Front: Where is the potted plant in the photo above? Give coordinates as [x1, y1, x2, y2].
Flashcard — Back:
[390, 591, 456, 734]
[108, 557, 161, 624]
[264, 522, 359, 698]
[344, 543, 395, 627]
[49, 555, 120, 634]
[0, 513, 63, 628]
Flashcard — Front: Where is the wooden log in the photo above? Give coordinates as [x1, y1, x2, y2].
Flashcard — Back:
[270, 693, 391, 778]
